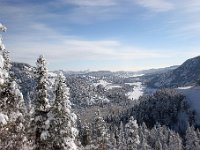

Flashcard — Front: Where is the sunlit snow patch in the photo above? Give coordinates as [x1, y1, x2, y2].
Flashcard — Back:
[93, 80, 122, 90]
[93, 80, 110, 87]
[177, 86, 193, 90]
[105, 85, 122, 90]
[126, 82, 144, 100]
[130, 74, 144, 77]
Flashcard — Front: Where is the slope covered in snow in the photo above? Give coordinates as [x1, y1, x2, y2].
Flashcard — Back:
[178, 86, 200, 124]
[93, 79, 122, 90]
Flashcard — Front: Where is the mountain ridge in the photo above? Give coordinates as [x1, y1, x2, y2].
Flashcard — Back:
[147, 56, 200, 88]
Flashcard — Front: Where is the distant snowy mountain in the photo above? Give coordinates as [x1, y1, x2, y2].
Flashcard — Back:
[136, 65, 179, 75]
[10, 62, 58, 105]
[147, 56, 200, 88]
[10, 62, 35, 105]
[11, 56, 200, 109]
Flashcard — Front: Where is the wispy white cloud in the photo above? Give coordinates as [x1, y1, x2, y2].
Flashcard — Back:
[1, 0, 200, 71]
[62, 38, 166, 60]
[179, 0, 200, 13]
[176, 22, 200, 37]
[134, 0, 174, 12]
[8, 32, 199, 71]
[7, 33, 167, 63]
[62, 0, 117, 7]
[131, 0, 200, 39]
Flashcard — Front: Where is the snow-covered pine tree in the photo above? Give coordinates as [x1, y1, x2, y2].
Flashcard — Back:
[168, 131, 183, 150]
[185, 125, 200, 150]
[138, 122, 152, 150]
[2, 81, 26, 150]
[149, 124, 169, 150]
[110, 132, 117, 150]
[81, 124, 91, 147]
[92, 110, 112, 150]
[125, 116, 140, 150]
[0, 23, 7, 32]
[118, 121, 126, 150]
[154, 139, 162, 150]
[32, 55, 51, 150]
[48, 73, 78, 150]
[0, 23, 26, 150]
[0, 23, 9, 126]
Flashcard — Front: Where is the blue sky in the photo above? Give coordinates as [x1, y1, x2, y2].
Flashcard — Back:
[1, 0, 200, 71]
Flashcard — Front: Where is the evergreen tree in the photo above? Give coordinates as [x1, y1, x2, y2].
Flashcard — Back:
[125, 116, 140, 150]
[48, 73, 78, 150]
[168, 131, 183, 150]
[138, 122, 152, 150]
[92, 110, 111, 150]
[155, 139, 162, 150]
[110, 132, 117, 150]
[185, 125, 200, 150]
[32, 55, 51, 150]
[81, 125, 91, 147]
[149, 124, 170, 150]
[0, 24, 26, 150]
[118, 121, 126, 150]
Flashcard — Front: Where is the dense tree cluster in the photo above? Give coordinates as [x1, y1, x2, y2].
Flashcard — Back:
[133, 89, 188, 128]
[65, 75, 132, 107]
[105, 89, 192, 133]
[79, 114, 200, 150]
[0, 25, 78, 150]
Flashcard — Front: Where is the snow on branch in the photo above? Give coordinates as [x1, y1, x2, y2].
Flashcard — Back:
[0, 23, 7, 32]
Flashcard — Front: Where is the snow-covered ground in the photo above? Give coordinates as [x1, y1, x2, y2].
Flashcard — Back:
[178, 86, 200, 124]
[88, 96, 110, 105]
[177, 86, 193, 90]
[93, 80, 121, 90]
[130, 74, 144, 77]
[126, 82, 144, 100]
[105, 85, 122, 90]
[93, 80, 110, 87]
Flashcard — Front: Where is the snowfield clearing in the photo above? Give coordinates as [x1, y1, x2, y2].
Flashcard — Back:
[93, 80, 122, 90]
[93, 80, 110, 87]
[126, 82, 144, 100]
[105, 85, 122, 90]
[178, 86, 200, 124]
[130, 74, 144, 77]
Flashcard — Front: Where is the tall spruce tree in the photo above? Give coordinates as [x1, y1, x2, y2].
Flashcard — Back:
[185, 125, 200, 150]
[168, 131, 183, 150]
[0, 23, 26, 150]
[125, 116, 140, 150]
[118, 121, 126, 150]
[48, 73, 78, 150]
[32, 55, 51, 150]
[92, 110, 111, 150]
[138, 122, 152, 150]
[81, 125, 91, 147]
